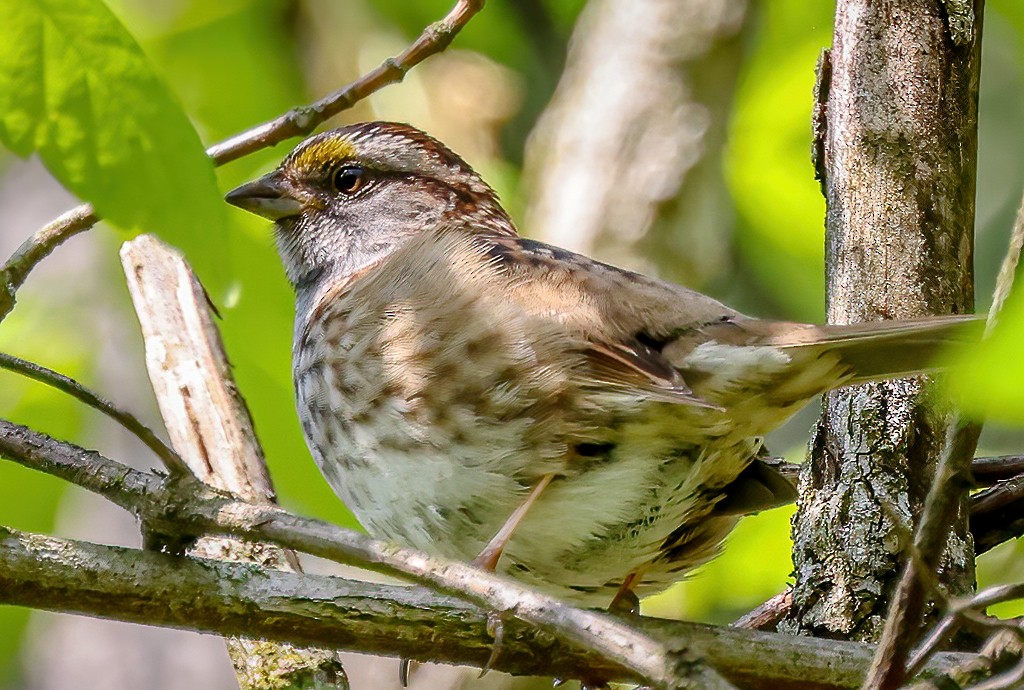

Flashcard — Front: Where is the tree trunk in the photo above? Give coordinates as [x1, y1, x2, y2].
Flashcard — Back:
[783, 0, 981, 641]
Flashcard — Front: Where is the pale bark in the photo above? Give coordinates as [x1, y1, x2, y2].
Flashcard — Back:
[121, 235, 346, 690]
[0, 526, 978, 690]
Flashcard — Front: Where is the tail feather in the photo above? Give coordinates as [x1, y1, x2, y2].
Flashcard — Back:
[670, 314, 980, 408]
[760, 314, 980, 384]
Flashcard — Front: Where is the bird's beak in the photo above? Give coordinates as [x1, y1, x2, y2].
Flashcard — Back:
[225, 172, 305, 221]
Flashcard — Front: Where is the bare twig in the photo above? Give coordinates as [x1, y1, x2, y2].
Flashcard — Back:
[0, 418, 731, 690]
[866, 186, 1024, 688]
[971, 455, 1024, 485]
[971, 474, 1024, 554]
[732, 590, 793, 631]
[0, 0, 483, 324]
[206, 0, 485, 165]
[865, 420, 982, 688]
[967, 655, 1024, 690]
[766, 455, 1023, 491]
[985, 195, 1024, 336]
[909, 628, 1024, 690]
[0, 352, 187, 475]
[906, 584, 1024, 679]
[0, 204, 97, 322]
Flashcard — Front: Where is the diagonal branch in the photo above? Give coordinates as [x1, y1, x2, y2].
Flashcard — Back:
[0, 352, 187, 476]
[0, 205, 97, 322]
[970, 474, 1024, 555]
[206, 0, 484, 165]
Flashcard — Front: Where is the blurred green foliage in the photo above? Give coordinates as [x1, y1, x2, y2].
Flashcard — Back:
[1, 0, 1024, 685]
[726, 0, 833, 321]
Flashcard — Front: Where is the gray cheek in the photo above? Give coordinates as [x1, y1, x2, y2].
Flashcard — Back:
[404, 199, 432, 220]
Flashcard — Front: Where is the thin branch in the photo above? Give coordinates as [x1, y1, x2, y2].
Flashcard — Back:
[906, 584, 1024, 679]
[985, 192, 1024, 337]
[763, 455, 1023, 491]
[865, 419, 983, 688]
[971, 475, 1024, 554]
[0, 204, 97, 322]
[0, 527, 978, 690]
[206, 0, 485, 165]
[967, 653, 1024, 690]
[0, 352, 187, 476]
[970, 455, 1024, 485]
[732, 590, 792, 631]
[0, 0, 483, 323]
[973, 476, 1024, 521]
[866, 185, 1024, 689]
[0, 418, 729, 690]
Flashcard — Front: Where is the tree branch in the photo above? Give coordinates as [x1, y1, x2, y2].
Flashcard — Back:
[0, 352, 187, 476]
[905, 583, 1024, 679]
[206, 0, 484, 165]
[865, 420, 982, 688]
[120, 234, 343, 687]
[0, 526, 977, 690]
[971, 474, 1024, 553]
[0, 204, 97, 322]
[970, 455, 1024, 485]
[0, 418, 727, 690]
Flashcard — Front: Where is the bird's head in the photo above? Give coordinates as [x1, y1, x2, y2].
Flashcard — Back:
[226, 121, 515, 291]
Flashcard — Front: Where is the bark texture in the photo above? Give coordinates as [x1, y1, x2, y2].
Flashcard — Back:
[784, 1, 981, 641]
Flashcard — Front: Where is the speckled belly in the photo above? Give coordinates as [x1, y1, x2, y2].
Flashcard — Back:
[292, 278, 760, 606]
[295, 334, 757, 604]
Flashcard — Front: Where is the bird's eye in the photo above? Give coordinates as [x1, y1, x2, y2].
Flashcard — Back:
[332, 165, 366, 194]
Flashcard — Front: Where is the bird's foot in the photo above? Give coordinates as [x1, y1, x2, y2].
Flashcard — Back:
[478, 609, 508, 678]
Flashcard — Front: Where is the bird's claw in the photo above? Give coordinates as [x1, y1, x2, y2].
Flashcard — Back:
[479, 610, 507, 678]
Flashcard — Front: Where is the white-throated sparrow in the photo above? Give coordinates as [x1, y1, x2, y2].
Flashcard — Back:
[226, 121, 974, 606]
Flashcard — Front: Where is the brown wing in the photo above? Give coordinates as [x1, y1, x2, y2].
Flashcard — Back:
[662, 313, 980, 400]
[480, 234, 979, 408]
[482, 235, 739, 406]
[583, 338, 716, 406]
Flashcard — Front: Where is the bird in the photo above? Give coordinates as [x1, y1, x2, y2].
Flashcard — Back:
[225, 121, 975, 609]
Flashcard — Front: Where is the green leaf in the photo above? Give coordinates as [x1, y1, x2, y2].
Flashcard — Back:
[0, 0, 225, 288]
[950, 283, 1024, 421]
